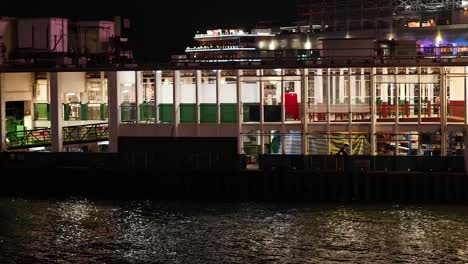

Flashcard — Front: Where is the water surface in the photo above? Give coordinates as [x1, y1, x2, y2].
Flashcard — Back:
[1, 199, 468, 263]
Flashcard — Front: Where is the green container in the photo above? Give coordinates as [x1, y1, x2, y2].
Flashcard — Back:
[180, 104, 197, 123]
[6, 117, 17, 133]
[159, 104, 174, 123]
[81, 104, 89, 121]
[63, 104, 71, 121]
[243, 103, 260, 122]
[100, 103, 108, 120]
[221, 103, 237, 123]
[34, 103, 50, 120]
[120, 103, 137, 122]
[200, 104, 217, 123]
[139, 102, 155, 122]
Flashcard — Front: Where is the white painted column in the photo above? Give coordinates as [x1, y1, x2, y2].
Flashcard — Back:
[302, 68, 308, 155]
[326, 69, 331, 154]
[237, 69, 242, 154]
[216, 69, 221, 124]
[173, 70, 181, 137]
[135, 71, 140, 124]
[100, 72, 106, 107]
[155, 70, 162, 124]
[317, 69, 323, 104]
[382, 68, 388, 102]
[371, 68, 377, 156]
[50, 72, 63, 152]
[360, 68, 365, 103]
[465, 67, 468, 127]
[259, 69, 265, 155]
[281, 69, 286, 155]
[339, 69, 345, 103]
[196, 70, 202, 124]
[107, 71, 119, 153]
[348, 68, 353, 153]
[0, 73, 5, 151]
[440, 68, 448, 156]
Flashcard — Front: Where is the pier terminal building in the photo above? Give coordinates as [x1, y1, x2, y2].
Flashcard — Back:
[1, 5, 468, 168]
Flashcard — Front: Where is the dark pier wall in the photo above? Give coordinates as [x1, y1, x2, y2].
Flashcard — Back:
[0, 136, 467, 203]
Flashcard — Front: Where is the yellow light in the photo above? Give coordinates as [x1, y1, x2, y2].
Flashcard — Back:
[269, 41, 276, 50]
[435, 34, 443, 44]
[304, 40, 312, 50]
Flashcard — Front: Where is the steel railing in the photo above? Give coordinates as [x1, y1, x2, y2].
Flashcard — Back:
[6, 123, 109, 150]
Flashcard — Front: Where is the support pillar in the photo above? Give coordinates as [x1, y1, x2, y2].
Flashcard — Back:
[107, 71, 119, 153]
[302, 69, 308, 155]
[50, 72, 63, 152]
[216, 69, 221, 124]
[135, 71, 140, 124]
[0, 73, 5, 151]
[440, 68, 448, 156]
[259, 70, 265, 155]
[370, 68, 377, 156]
[237, 70, 242, 154]
[173, 70, 181, 137]
[465, 126, 468, 175]
[281, 69, 286, 155]
[155, 71, 162, 124]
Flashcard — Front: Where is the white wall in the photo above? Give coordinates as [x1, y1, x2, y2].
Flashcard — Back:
[449, 77, 465, 101]
[200, 84, 216, 103]
[117, 71, 135, 103]
[2, 73, 32, 102]
[180, 84, 196, 103]
[160, 84, 173, 104]
[220, 83, 237, 103]
[58, 72, 85, 93]
[241, 82, 260, 103]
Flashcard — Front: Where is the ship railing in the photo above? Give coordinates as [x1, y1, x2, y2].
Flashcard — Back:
[6, 128, 52, 149]
[63, 123, 109, 145]
[5, 123, 109, 150]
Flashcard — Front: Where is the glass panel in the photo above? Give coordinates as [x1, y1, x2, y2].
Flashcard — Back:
[448, 131, 465, 156]
[200, 70, 217, 123]
[242, 131, 261, 169]
[263, 77, 282, 122]
[329, 69, 349, 122]
[179, 71, 196, 123]
[307, 69, 327, 122]
[447, 74, 466, 124]
[118, 71, 136, 123]
[241, 70, 260, 122]
[138, 71, 156, 123]
[284, 75, 302, 122]
[220, 70, 237, 123]
[376, 68, 397, 123]
[351, 68, 371, 122]
[158, 71, 174, 124]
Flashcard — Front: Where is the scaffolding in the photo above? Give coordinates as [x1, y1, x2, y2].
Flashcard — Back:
[297, 0, 465, 31]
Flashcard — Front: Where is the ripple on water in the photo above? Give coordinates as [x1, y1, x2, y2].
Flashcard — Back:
[1, 200, 468, 263]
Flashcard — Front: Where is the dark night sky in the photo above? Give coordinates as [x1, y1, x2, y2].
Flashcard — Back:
[4, 0, 297, 62]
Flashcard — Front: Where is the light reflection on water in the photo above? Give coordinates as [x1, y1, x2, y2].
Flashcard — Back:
[1, 199, 468, 263]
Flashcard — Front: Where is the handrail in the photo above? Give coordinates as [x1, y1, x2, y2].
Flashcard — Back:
[6, 123, 109, 150]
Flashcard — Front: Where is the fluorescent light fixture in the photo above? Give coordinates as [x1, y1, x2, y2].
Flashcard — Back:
[274, 68, 282, 72]
[29, 146, 45, 151]
[65, 92, 76, 96]
[98, 141, 109, 145]
[269, 41, 276, 50]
